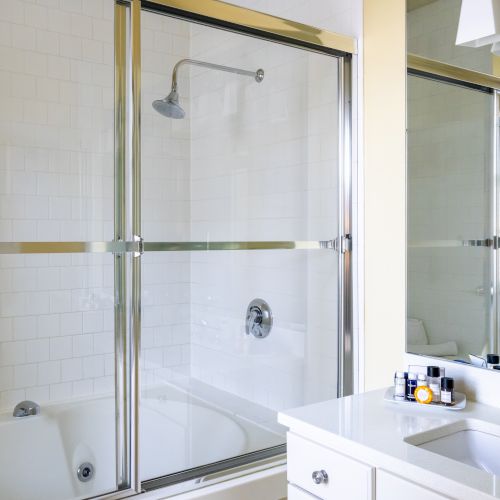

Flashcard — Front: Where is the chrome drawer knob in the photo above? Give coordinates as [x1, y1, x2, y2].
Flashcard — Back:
[312, 469, 328, 484]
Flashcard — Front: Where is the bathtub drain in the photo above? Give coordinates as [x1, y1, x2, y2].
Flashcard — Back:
[77, 462, 94, 482]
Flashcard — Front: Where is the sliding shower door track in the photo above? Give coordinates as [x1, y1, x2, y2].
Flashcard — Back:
[141, 445, 286, 494]
[0, 239, 348, 254]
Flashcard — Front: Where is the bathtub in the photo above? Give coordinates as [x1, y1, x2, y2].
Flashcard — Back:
[0, 388, 283, 500]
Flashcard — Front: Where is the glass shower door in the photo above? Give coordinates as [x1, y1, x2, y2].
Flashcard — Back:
[138, 5, 349, 487]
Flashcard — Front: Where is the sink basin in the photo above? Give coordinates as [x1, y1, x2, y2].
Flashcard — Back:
[405, 420, 500, 475]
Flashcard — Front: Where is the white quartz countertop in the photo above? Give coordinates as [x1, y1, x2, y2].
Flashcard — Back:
[278, 388, 500, 499]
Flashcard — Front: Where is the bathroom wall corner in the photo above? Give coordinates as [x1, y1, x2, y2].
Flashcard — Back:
[363, 0, 406, 391]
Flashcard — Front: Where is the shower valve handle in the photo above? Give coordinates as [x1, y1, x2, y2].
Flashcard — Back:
[248, 307, 262, 325]
[245, 299, 272, 339]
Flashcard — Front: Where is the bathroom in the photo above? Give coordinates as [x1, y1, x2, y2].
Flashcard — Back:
[0, 0, 498, 499]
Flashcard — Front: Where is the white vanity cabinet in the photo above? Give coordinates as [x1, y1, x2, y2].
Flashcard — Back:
[287, 484, 318, 499]
[376, 470, 450, 500]
[287, 433, 374, 499]
[279, 390, 500, 500]
[286, 432, 449, 500]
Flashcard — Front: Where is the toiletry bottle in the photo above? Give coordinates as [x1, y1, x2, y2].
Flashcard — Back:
[487, 354, 500, 369]
[407, 372, 417, 401]
[427, 366, 441, 403]
[394, 371, 406, 401]
[414, 385, 433, 404]
[417, 373, 427, 387]
[440, 377, 454, 406]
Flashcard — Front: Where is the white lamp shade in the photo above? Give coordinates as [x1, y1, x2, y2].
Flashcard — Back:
[456, 0, 500, 48]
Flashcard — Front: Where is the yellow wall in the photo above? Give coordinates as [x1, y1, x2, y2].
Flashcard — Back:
[362, 0, 406, 390]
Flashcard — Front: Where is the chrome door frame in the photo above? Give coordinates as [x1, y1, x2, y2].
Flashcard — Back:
[337, 55, 353, 398]
[114, 0, 130, 493]
[494, 90, 499, 355]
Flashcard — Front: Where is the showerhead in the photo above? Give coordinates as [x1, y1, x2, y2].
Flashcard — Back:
[152, 90, 185, 119]
[153, 58, 264, 120]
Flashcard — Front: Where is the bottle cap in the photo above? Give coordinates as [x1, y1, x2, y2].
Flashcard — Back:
[441, 377, 454, 390]
[487, 354, 500, 364]
[427, 366, 441, 377]
[493, 365, 500, 370]
[408, 372, 417, 380]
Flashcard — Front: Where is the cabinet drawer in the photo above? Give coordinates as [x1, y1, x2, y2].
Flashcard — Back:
[288, 484, 319, 500]
[287, 432, 374, 499]
[376, 470, 451, 500]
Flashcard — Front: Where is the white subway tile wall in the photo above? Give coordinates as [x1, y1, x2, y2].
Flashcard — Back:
[0, 0, 115, 244]
[0, 252, 114, 409]
[140, 11, 192, 391]
[0, 1, 195, 409]
[187, 23, 340, 409]
[0, 0, 115, 409]
[0, 0, 360, 413]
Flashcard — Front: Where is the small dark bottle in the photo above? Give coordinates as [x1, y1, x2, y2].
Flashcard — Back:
[407, 373, 417, 401]
[487, 354, 500, 369]
[440, 377, 455, 406]
[427, 366, 441, 403]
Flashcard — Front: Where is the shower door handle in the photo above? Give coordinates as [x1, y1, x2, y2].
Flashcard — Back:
[473, 285, 494, 297]
[463, 238, 494, 248]
[332, 234, 352, 254]
[409, 238, 495, 248]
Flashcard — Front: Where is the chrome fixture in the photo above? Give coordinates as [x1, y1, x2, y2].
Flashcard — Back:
[152, 58, 265, 119]
[12, 400, 40, 418]
[312, 469, 329, 484]
[473, 285, 494, 297]
[77, 462, 95, 482]
[245, 298, 273, 338]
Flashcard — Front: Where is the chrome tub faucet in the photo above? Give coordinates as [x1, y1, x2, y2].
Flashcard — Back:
[13, 400, 40, 417]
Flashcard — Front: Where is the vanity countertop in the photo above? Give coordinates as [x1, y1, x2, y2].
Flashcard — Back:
[278, 389, 500, 499]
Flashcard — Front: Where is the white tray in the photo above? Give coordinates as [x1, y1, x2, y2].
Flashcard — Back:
[384, 387, 466, 410]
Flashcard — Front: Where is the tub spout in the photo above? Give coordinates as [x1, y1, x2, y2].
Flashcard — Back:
[13, 400, 40, 417]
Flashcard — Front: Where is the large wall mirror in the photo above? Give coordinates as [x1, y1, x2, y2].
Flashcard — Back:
[406, 0, 500, 369]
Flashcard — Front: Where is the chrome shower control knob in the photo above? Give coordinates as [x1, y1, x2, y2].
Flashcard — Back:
[312, 470, 328, 484]
[245, 298, 272, 338]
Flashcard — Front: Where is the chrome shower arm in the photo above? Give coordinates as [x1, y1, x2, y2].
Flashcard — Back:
[153, 58, 264, 119]
[170, 58, 264, 91]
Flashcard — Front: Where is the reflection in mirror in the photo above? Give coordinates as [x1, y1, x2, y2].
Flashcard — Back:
[407, 0, 496, 74]
[406, 0, 500, 371]
[407, 75, 494, 366]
